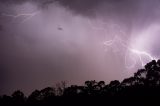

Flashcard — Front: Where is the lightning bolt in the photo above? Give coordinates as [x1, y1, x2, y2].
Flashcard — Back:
[103, 36, 156, 68]
[130, 49, 155, 66]
[87, 18, 156, 69]
[1, 11, 40, 23]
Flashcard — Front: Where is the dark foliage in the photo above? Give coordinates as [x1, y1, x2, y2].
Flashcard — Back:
[1, 60, 160, 105]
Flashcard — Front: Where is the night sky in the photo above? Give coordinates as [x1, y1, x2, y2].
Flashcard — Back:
[0, 0, 160, 95]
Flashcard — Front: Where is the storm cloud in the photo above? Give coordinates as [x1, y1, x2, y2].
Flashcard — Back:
[0, 0, 160, 95]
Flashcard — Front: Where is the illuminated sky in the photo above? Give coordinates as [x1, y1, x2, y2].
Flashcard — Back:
[0, 0, 160, 95]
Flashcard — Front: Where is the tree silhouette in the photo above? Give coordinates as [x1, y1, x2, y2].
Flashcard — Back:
[84, 80, 98, 95]
[40, 87, 55, 99]
[1, 59, 160, 105]
[27, 90, 41, 104]
[0, 95, 12, 105]
[12, 90, 25, 104]
[55, 81, 67, 96]
[109, 80, 120, 88]
[98, 81, 105, 88]
[145, 60, 160, 86]
[132, 60, 160, 87]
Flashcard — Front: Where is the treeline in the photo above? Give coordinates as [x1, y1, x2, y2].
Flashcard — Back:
[1, 60, 160, 105]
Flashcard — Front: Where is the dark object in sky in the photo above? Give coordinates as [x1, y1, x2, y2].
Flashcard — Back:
[57, 27, 63, 30]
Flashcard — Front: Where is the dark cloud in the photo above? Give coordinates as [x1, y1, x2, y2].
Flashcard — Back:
[0, 0, 160, 95]
[0, 0, 28, 4]
[0, 0, 142, 16]
[56, 0, 133, 15]
[0, 25, 3, 31]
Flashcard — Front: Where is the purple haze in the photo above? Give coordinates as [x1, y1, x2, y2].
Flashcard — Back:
[0, 0, 160, 95]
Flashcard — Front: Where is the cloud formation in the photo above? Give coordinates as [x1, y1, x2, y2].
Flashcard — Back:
[0, 0, 160, 95]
